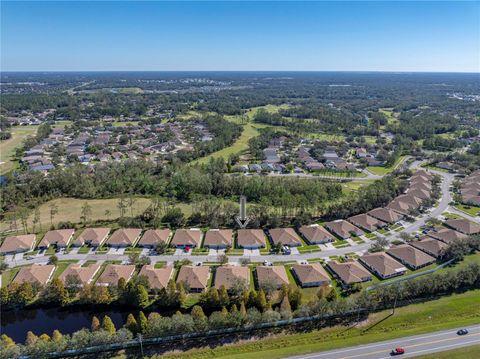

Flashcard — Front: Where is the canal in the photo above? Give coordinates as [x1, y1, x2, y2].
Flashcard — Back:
[1, 307, 144, 343]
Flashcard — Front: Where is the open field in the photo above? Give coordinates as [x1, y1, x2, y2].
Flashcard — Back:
[379, 108, 399, 126]
[0, 197, 196, 233]
[192, 105, 290, 165]
[454, 204, 480, 217]
[0, 125, 38, 174]
[367, 155, 407, 176]
[414, 345, 480, 359]
[158, 289, 480, 359]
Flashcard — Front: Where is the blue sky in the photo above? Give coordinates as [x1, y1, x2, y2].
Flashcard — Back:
[1, 1, 479, 72]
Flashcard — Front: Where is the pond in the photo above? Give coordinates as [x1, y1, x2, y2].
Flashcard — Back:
[1, 307, 143, 343]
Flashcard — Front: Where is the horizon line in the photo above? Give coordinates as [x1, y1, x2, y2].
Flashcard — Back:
[1, 70, 479, 74]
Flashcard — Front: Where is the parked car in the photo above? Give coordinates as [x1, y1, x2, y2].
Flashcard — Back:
[390, 348, 405, 356]
[184, 245, 191, 253]
[457, 329, 469, 335]
[282, 245, 291, 255]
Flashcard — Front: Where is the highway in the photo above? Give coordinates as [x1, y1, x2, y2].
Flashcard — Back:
[287, 325, 480, 359]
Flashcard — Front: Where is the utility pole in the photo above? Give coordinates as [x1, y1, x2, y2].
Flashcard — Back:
[138, 333, 144, 357]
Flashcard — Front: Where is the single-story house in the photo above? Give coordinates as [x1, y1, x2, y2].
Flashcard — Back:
[298, 224, 334, 244]
[176, 265, 210, 292]
[170, 228, 203, 248]
[107, 228, 142, 247]
[13, 264, 55, 285]
[268, 228, 302, 247]
[59, 263, 101, 285]
[325, 220, 364, 239]
[97, 264, 136, 286]
[347, 214, 387, 232]
[214, 265, 250, 291]
[203, 229, 233, 249]
[237, 229, 266, 249]
[39, 229, 75, 248]
[291, 263, 331, 287]
[256, 265, 290, 289]
[426, 228, 468, 244]
[386, 244, 436, 270]
[410, 237, 448, 258]
[73, 228, 110, 247]
[138, 229, 172, 248]
[326, 260, 372, 286]
[0, 234, 36, 254]
[138, 265, 175, 290]
[359, 252, 406, 279]
[367, 207, 403, 224]
[444, 219, 480, 235]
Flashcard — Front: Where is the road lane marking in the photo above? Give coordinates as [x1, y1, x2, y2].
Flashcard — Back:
[378, 338, 480, 359]
[293, 326, 480, 359]
[339, 333, 480, 359]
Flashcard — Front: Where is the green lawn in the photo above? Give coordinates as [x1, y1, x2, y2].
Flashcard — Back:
[367, 155, 407, 176]
[158, 289, 480, 359]
[1, 267, 22, 287]
[0, 125, 38, 175]
[454, 204, 480, 217]
[415, 345, 480, 359]
[53, 260, 78, 278]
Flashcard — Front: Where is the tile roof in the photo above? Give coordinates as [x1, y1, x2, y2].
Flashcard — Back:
[0, 234, 36, 253]
[268, 228, 302, 246]
[214, 265, 250, 290]
[327, 260, 372, 284]
[74, 228, 110, 246]
[237, 229, 266, 247]
[176, 265, 210, 290]
[107, 228, 142, 246]
[13, 264, 55, 285]
[171, 229, 203, 247]
[138, 229, 172, 246]
[291, 263, 330, 286]
[97, 264, 136, 286]
[256, 266, 289, 288]
[59, 263, 101, 284]
[39, 229, 75, 247]
[387, 244, 436, 268]
[298, 224, 333, 244]
[359, 252, 406, 278]
[138, 265, 174, 289]
[203, 229, 233, 247]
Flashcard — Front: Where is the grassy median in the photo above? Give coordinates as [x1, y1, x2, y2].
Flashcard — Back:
[154, 289, 480, 359]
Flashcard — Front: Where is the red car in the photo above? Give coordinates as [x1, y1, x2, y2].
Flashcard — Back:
[184, 245, 191, 253]
[391, 348, 405, 356]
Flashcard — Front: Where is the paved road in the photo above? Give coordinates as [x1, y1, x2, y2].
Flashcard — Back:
[287, 325, 480, 359]
[2, 162, 461, 267]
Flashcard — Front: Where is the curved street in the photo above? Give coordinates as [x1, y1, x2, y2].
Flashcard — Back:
[6, 163, 476, 268]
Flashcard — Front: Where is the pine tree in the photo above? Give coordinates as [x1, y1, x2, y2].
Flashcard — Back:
[125, 313, 138, 335]
[25, 331, 38, 346]
[39, 333, 51, 342]
[137, 311, 148, 334]
[101, 315, 116, 335]
[218, 285, 230, 307]
[52, 330, 63, 342]
[247, 289, 257, 308]
[191, 305, 207, 322]
[256, 289, 267, 312]
[134, 284, 149, 308]
[280, 294, 291, 312]
[239, 301, 247, 318]
[1, 334, 15, 348]
[91, 316, 100, 331]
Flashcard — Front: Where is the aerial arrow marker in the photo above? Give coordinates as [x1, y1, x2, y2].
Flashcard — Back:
[235, 195, 250, 228]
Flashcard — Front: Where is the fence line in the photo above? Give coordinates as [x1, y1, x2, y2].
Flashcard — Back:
[44, 309, 367, 358]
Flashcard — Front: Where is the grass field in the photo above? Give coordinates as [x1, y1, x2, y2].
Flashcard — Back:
[454, 204, 480, 217]
[0, 197, 195, 233]
[192, 104, 290, 165]
[158, 289, 480, 359]
[0, 125, 38, 174]
[414, 345, 480, 359]
[367, 155, 407, 176]
[379, 108, 399, 126]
